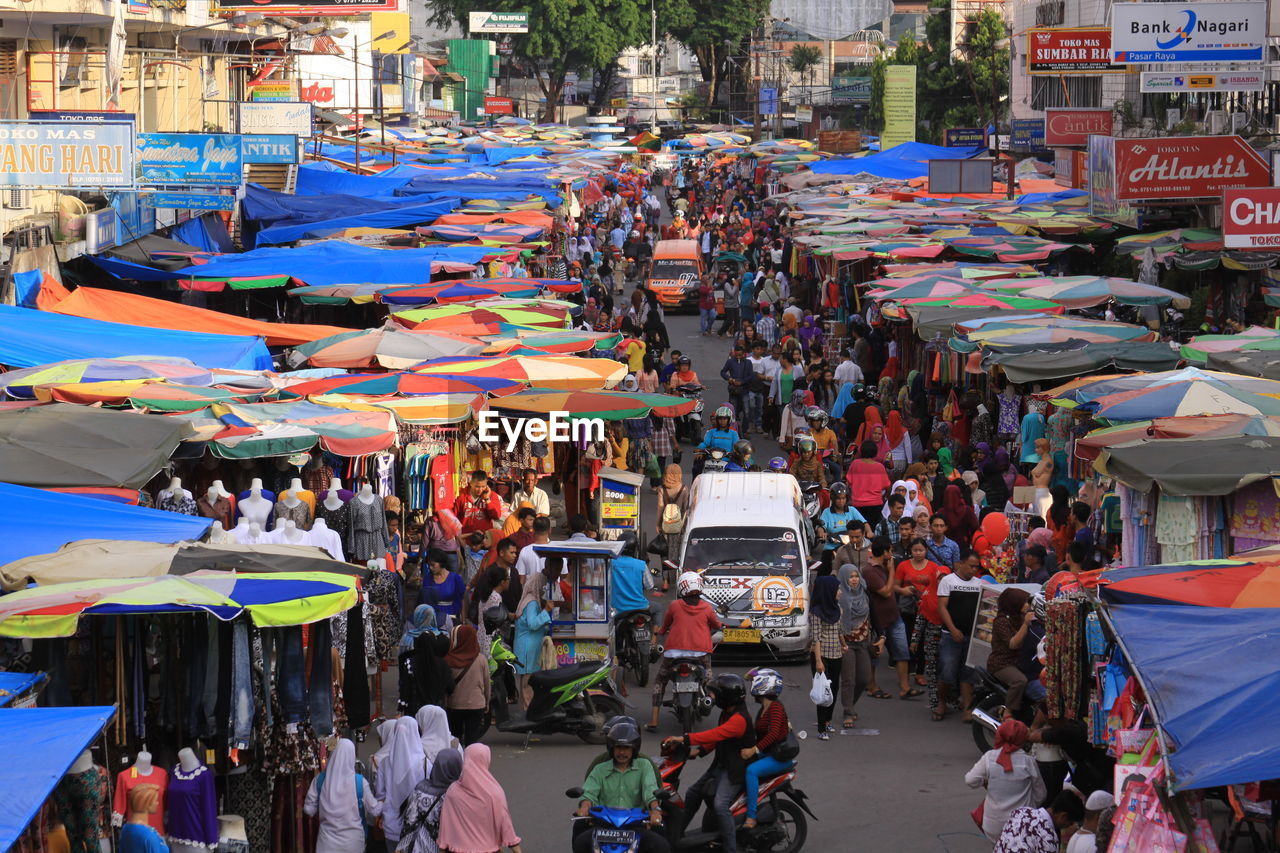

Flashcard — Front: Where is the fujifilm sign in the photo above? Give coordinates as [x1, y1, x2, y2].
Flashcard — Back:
[1110, 1, 1265, 63]
[468, 11, 529, 33]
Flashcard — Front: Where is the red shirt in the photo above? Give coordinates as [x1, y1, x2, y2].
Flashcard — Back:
[845, 458, 891, 506]
[453, 490, 503, 535]
[896, 559, 949, 625]
[689, 711, 749, 749]
[658, 599, 722, 654]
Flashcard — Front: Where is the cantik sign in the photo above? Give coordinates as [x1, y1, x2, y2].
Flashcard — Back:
[1223, 187, 1280, 249]
[1113, 135, 1270, 201]
[1044, 109, 1114, 147]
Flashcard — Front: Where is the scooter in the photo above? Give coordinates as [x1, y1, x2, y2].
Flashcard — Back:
[666, 655, 714, 734]
[693, 447, 728, 478]
[567, 801, 655, 853]
[674, 383, 704, 444]
[655, 741, 815, 853]
[796, 480, 826, 527]
[483, 609, 626, 744]
[614, 609, 656, 688]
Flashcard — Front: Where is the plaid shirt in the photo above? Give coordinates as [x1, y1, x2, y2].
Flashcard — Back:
[757, 315, 779, 347]
[651, 417, 676, 457]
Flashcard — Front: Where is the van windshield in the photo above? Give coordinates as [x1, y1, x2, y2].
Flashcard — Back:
[650, 259, 699, 288]
[683, 526, 802, 578]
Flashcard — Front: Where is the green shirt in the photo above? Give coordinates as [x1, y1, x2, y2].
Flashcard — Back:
[581, 760, 660, 810]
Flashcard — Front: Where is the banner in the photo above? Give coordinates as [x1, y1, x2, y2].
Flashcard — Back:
[944, 127, 986, 147]
[1111, 1, 1267, 63]
[881, 65, 916, 151]
[482, 96, 514, 116]
[1088, 134, 1138, 228]
[1140, 71, 1265, 93]
[1045, 108, 1114, 146]
[0, 121, 135, 188]
[143, 192, 237, 211]
[1112, 135, 1270, 200]
[794, 105, 813, 124]
[242, 134, 298, 164]
[214, 0, 397, 13]
[1011, 118, 1046, 151]
[1026, 27, 1126, 73]
[138, 133, 244, 186]
[237, 102, 313, 136]
[250, 81, 297, 102]
[759, 87, 778, 117]
[831, 75, 872, 104]
[468, 11, 529, 33]
[1223, 187, 1280, 249]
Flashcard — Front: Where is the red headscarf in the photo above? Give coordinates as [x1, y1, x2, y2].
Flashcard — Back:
[444, 624, 481, 670]
[854, 406, 884, 447]
[994, 719, 1029, 771]
[884, 410, 907, 448]
[941, 483, 978, 546]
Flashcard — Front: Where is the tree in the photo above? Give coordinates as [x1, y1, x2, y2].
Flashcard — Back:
[423, 0, 650, 122]
[662, 0, 769, 111]
[963, 8, 1010, 130]
[788, 44, 822, 97]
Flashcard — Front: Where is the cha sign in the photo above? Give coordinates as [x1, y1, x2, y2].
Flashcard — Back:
[1140, 71, 1265, 93]
[468, 11, 529, 33]
[1044, 108, 1113, 147]
[138, 133, 243, 186]
[0, 121, 135, 188]
[1111, 2, 1266, 64]
[1113, 135, 1270, 201]
[1026, 27, 1125, 74]
[1223, 187, 1280, 249]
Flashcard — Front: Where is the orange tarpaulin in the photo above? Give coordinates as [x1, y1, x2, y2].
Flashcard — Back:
[50, 287, 351, 347]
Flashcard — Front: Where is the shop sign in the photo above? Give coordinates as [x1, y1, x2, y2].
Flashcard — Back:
[830, 75, 872, 103]
[250, 81, 297, 102]
[1055, 148, 1075, 187]
[483, 96, 514, 115]
[1011, 118, 1046, 151]
[1044, 108, 1113, 146]
[1113, 135, 1270, 200]
[816, 130, 862, 153]
[759, 87, 778, 117]
[0, 120, 135, 189]
[468, 11, 529, 33]
[213, 0, 397, 15]
[881, 65, 916, 151]
[138, 133, 243, 186]
[242, 134, 298, 164]
[237, 101, 313, 137]
[1026, 27, 1126, 73]
[143, 192, 237, 211]
[943, 127, 986, 147]
[1223, 187, 1280, 249]
[794, 105, 813, 124]
[1088, 135, 1139, 228]
[29, 110, 136, 124]
[1110, 2, 1266, 64]
[1139, 71, 1265, 93]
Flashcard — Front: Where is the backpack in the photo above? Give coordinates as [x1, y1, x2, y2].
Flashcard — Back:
[661, 495, 685, 533]
[315, 770, 367, 838]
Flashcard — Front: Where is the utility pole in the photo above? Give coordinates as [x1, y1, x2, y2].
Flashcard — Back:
[353, 41, 360, 171]
[650, 0, 659, 133]
[752, 29, 761, 142]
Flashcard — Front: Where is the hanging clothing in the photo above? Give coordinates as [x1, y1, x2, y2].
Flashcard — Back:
[346, 496, 391, 562]
[196, 495, 233, 528]
[167, 763, 218, 850]
[1018, 413, 1046, 465]
[52, 764, 110, 853]
[273, 499, 313, 531]
[157, 491, 199, 516]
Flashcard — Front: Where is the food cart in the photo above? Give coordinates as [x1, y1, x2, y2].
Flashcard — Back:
[533, 539, 623, 666]
[596, 466, 645, 549]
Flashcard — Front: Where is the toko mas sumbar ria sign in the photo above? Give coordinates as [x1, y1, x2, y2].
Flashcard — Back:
[1110, 1, 1267, 63]
[1223, 188, 1280, 249]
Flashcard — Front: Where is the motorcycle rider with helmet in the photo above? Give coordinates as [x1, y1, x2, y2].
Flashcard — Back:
[694, 405, 741, 476]
[648, 572, 723, 732]
[575, 719, 669, 852]
[610, 531, 653, 616]
[662, 673, 757, 853]
[725, 439, 754, 472]
[805, 406, 843, 484]
[767, 456, 789, 472]
[666, 355, 700, 391]
[741, 668, 795, 830]
[789, 435, 827, 487]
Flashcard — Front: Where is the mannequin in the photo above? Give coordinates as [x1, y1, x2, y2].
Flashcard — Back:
[276, 477, 315, 531]
[113, 751, 168, 835]
[216, 815, 249, 853]
[54, 750, 111, 853]
[238, 522, 267, 546]
[135, 751, 152, 775]
[230, 518, 251, 544]
[167, 749, 218, 853]
[158, 477, 198, 516]
[356, 483, 376, 504]
[208, 521, 231, 545]
[210, 480, 231, 499]
[161, 477, 192, 501]
[305, 517, 345, 561]
[346, 482, 390, 562]
[70, 750, 93, 775]
[322, 478, 345, 512]
[316, 477, 352, 544]
[273, 519, 307, 545]
[237, 478, 273, 529]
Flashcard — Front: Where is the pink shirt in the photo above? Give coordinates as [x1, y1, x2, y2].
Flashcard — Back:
[845, 459, 891, 506]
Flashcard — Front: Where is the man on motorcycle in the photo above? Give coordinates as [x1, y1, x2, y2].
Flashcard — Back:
[805, 407, 843, 484]
[575, 720, 668, 853]
[698, 406, 739, 453]
[610, 532, 653, 616]
[725, 439, 753, 472]
[662, 674, 756, 853]
[648, 572, 722, 731]
[667, 355, 700, 391]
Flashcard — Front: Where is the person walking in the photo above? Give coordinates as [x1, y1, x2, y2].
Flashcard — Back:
[397, 748, 464, 853]
[304, 739, 382, 853]
[378, 716, 428, 852]
[836, 563, 874, 730]
[965, 719, 1044, 843]
[807, 573, 846, 740]
[437, 744, 523, 853]
[697, 278, 717, 335]
[513, 567, 555, 708]
[444, 625, 491, 746]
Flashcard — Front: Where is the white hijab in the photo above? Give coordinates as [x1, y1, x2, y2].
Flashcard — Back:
[416, 704, 457, 768]
[381, 716, 427, 840]
[317, 739, 362, 830]
[370, 718, 397, 773]
[883, 479, 917, 519]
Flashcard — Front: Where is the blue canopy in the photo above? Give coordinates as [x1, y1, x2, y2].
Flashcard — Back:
[1107, 604, 1280, 791]
[0, 672, 46, 706]
[0, 705, 116, 851]
[173, 242, 496, 287]
[808, 142, 987, 180]
[249, 191, 460, 245]
[0, 305, 271, 370]
[0, 482, 211, 567]
[297, 162, 417, 198]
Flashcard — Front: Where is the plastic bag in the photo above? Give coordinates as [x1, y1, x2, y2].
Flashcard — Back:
[809, 672, 833, 707]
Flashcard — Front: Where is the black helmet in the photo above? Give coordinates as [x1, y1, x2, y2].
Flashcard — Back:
[617, 530, 639, 557]
[606, 719, 642, 755]
[711, 673, 747, 709]
[677, 356, 692, 366]
[482, 604, 510, 634]
[732, 439, 753, 459]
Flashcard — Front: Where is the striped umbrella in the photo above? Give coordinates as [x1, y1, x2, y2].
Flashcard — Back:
[492, 388, 696, 420]
[898, 293, 1065, 313]
[394, 304, 569, 331]
[1099, 559, 1280, 608]
[416, 354, 626, 390]
[1016, 277, 1191, 309]
[1, 357, 213, 399]
[286, 328, 484, 370]
[481, 330, 621, 355]
[1088, 381, 1280, 421]
[954, 316, 1158, 347]
[377, 279, 543, 305]
[280, 371, 523, 398]
[1049, 367, 1280, 407]
[288, 283, 404, 306]
[310, 393, 482, 425]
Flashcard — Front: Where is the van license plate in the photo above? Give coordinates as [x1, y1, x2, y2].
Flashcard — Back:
[723, 628, 761, 643]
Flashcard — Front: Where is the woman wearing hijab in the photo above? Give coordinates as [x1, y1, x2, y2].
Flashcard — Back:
[513, 569, 554, 707]
[881, 480, 913, 521]
[378, 716, 428, 851]
[778, 388, 811, 450]
[371, 718, 399, 782]
[437, 744, 523, 853]
[656, 463, 687, 591]
[807, 572, 847, 740]
[798, 314, 823, 360]
[965, 719, 1044, 842]
[397, 748, 464, 853]
[304, 738, 382, 853]
[941, 484, 979, 547]
[444, 625, 490, 746]
[903, 462, 934, 510]
[836, 564, 874, 731]
[853, 405, 884, 449]
[399, 605, 452, 716]
[416, 705, 459, 771]
[883, 409, 912, 477]
[981, 448, 1013, 511]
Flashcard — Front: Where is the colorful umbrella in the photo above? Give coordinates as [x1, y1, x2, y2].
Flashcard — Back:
[868, 279, 981, 300]
[481, 330, 621, 355]
[279, 371, 523, 398]
[1016, 277, 1191, 309]
[175, 400, 397, 458]
[288, 283, 405, 306]
[377, 279, 542, 305]
[492, 388, 696, 421]
[312, 393, 482, 425]
[416, 354, 626, 390]
[1075, 414, 1280, 461]
[1087, 381, 1280, 420]
[1180, 326, 1280, 365]
[393, 304, 568, 331]
[1099, 560, 1280, 608]
[286, 328, 484, 370]
[954, 316, 1158, 348]
[0, 357, 213, 399]
[899, 293, 1065, 313]
[0, 570, 358, 638]
[1050, 367, 1280, 407]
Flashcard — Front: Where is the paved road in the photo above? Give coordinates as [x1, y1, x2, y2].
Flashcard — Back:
[483, 310, 992, 852]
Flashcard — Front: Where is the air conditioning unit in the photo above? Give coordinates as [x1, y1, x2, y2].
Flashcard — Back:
[3, 189, 29, 209]
[1206, 110, 1227, 134]
[1230, 112, 1247, 132]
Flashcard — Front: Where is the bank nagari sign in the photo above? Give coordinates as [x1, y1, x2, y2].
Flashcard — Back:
[1110, 2, 1266, 63]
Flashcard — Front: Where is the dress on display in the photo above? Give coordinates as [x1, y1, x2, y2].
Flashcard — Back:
[274, 499, 313, 531]
[158, 492, 199, 516]
[196, 495, 233, 528]
[112, 766, 168, 835]
[306, 524, 346, 561]
[52, 764, 110, 853]
[346, 497, 391, 562]
[316, 501, 351, 538]
[167, 763, 219, 850]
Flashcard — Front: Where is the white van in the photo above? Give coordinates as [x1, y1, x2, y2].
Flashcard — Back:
[675, 472, 815, 657]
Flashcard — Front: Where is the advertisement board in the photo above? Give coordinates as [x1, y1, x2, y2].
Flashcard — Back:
[759, 87, 778, 117]
[29, 111, 136, 124]
[1139, 71, 1265, 93]
[249, 81, 297, 102]
[1044, 108, 1114, 146]
[944, 127, 986, 147]
[1113, 135, 1270, 200]
[1011, 118, 1046, 151]
[1222, 187, 1280, 249]
[1111, 1, 1267, 64]
[794, 105, 813, 124]
[138, 133, 244, 186]
[468, 11, 529, 33]
[242, 134, 299, 164]
[1089, 134, 1138, 228]
[144, 192, 237, 211]
[1026, 27, 1126, 73]
[831, 75, 872, 104]
[237, 102, 313, 137]
[483, 96, 514, 116]
[881, 65, 917, 151]
[214, 0, 397, 14]
[0, 121, 135, 188]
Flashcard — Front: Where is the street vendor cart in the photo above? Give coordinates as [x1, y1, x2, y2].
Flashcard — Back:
[536, 538, 624, 666]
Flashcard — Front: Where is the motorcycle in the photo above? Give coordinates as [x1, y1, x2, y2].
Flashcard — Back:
[568, 803, 655, 853]
[483, 612, 626, 744]
[614, 609, 656, 688]
[970, 661, 1042, 753]
[674, 384, 704, 444]
[666, 655, 714, 735]
[693, 447, 728, 478]
[795, 480, 826, 528]
[655, 741, 815, 853]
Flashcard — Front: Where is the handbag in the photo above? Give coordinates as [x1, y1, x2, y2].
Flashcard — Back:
[647, 532, 669, 556]
[969, 800, 984, 829]
[769, 728, 800, 762]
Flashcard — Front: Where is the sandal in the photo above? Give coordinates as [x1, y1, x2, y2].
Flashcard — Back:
[644, 724, 659, 732]
[899, 688, 924, 699]
[842, 716, 857, 728]
[867, 688, 892, 700]
[931, 708, 946, 722]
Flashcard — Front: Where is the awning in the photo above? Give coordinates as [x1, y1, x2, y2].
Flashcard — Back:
[1098, 434, 1280, 496]
[981, 341, 1181, 384]
[0, 706, 116, 851]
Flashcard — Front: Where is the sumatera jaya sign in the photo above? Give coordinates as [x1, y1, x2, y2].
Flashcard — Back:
[1044, 109, 1114, 146]
[1026, 27, 1126, 74]
[1113, 135, 1270, 201]
[1223, 187, 1280, 249]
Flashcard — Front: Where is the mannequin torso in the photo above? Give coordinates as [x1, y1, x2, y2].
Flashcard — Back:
[238, 478, 273, 529]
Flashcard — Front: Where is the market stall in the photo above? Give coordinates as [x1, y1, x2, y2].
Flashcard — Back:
[535, 539, 623, 666]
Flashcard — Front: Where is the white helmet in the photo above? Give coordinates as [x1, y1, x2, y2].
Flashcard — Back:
[677, 571, 704, 598]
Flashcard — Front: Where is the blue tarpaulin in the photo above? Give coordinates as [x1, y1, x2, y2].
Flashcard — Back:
[0, 672, 46, 706]
[0, 706, 116, 851]
[173, 241, 495, 287]
[1016, 189, 1088, 204]
[254, 197, 460, 245]
[0, 305, 271, 370]
[1107, 604, 1280, 791]
[85, 255, 182, 282]
[0, 482, 211, 566]
[808, 142, 987, 180]
[297, 162, 417, 198]
[170, 214, 234, 253]
[11, 270, 43, 309]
